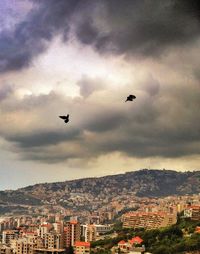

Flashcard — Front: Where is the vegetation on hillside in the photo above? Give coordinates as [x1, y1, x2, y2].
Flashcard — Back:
[91, 216, 200, 254]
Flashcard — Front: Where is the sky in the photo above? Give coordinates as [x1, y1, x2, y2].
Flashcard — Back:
[0, 0, 200, 190]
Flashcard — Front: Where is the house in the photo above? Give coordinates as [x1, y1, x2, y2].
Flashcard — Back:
[74, 241, 90, 254]
[116, 237, 144, 253]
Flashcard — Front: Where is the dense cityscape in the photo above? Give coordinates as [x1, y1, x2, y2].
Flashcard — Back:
[0, 170, 200, 254]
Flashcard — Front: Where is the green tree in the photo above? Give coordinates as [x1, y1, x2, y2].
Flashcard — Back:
[66, 246, 74, 254]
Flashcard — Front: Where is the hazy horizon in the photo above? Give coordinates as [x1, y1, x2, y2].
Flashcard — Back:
[0, 1, 200, 190]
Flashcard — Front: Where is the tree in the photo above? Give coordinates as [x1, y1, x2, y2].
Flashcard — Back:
[66, 246, 74, 254]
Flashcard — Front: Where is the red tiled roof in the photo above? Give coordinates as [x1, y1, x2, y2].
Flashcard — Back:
[188, 205, 200, 209]
[75, 241, 90, 247]
[129, 236, 143, 244]
[195, 226, 200, 233]
[118, 240, 126, 245]
[70, 220, 78, 225]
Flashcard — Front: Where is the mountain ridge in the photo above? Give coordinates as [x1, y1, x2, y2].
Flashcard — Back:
[0, 169, 200, 206]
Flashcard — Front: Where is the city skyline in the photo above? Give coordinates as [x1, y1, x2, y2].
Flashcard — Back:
[0, 0, 200, 190]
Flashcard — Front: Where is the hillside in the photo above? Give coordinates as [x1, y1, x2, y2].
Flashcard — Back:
[0, 169, 200, 206]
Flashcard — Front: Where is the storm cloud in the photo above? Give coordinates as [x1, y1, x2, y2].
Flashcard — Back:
[73, 0, 200, 56]
[0, 1, 200, 188]
[1, 0, 200, 72]
[0, 0, 82, 72]
[0, 71, 199, 164]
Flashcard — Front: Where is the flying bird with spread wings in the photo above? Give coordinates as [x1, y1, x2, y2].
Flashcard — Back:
[59, 114, 69, 123]
[125, 94, 136, 102]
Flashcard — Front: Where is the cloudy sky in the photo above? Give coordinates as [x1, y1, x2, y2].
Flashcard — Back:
[0, 0, 200, 190]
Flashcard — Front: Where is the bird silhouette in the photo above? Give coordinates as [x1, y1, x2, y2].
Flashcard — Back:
[125, 94, 136, 102]
[59, 114, 69, 123]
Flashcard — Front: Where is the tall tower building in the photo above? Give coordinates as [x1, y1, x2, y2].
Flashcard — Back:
[63, 221, 80, 248]
[81, 225, 96, 242]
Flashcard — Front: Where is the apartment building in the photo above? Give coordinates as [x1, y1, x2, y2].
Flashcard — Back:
[37, 224, 52, 238]
[81, 225, 96, 242]
[44, 233, 63, 250]
[10, 238, 36, 254]
[122, 211, 177, 229]
[81, 224, 112, 242]
[184, 205, 200, 220]
[52, 222, 64, 234]
[2, 231, 19, 246]
[95, 225, 112, 235]
[0, 245, 13, 254]
[63, 221, 80, 248]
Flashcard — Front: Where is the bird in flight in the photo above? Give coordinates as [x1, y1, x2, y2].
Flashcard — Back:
[125, 94, 136, 102]
[59, 114, 69, 123]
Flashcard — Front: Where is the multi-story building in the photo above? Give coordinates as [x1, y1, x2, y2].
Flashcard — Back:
[52, 222, 63, 234]
[95, 225, 112, 235]
[10, 238, 36, 254]
[81, 224, 112, 242]
[81, 225, 96, 242]
[2, 231, 19, 246]
[184, 205, 200, 220]
[74, 242, 90, 254]
[0, 244, 13, 254]
[44, 233, 63, 250]
[0, 218, 17, 233]
[122, 211, 177, 229]
[37, 224, 51, 238]
[63, 221, 80, 248]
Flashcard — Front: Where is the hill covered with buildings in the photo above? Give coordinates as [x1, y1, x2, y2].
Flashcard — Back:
[0, 169, 200, 254]
[0, 169, 200, 207]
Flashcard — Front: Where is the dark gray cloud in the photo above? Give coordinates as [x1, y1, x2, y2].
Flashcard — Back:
[7, 129, 80, 148]
[85, 110, 127, 133]
[75, 17, 99, 45]
[0, 0, 82, 72]
[74, 0, 200, 57]
[1, 0, 200, 73]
